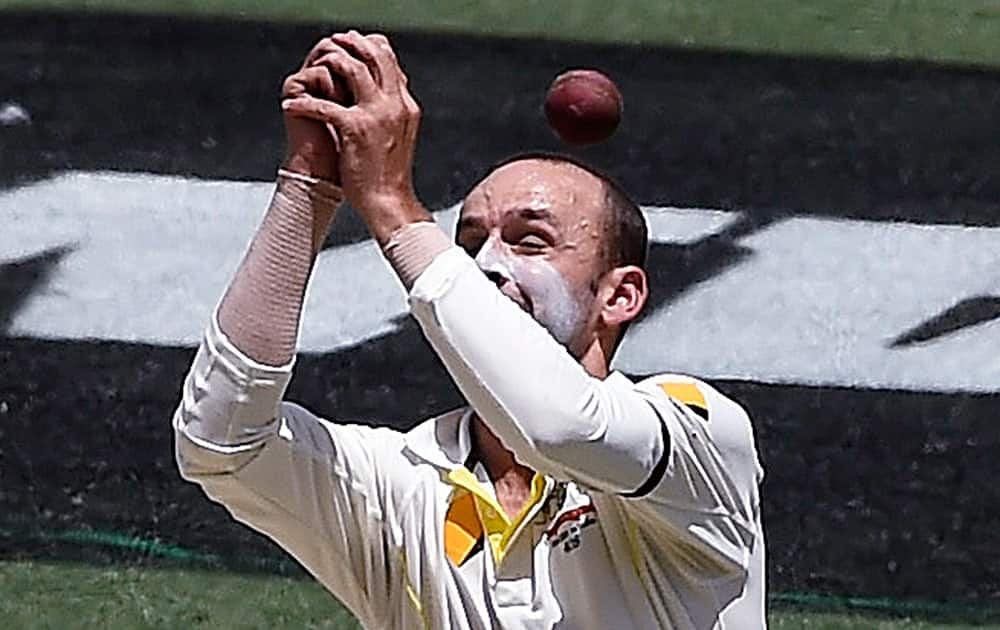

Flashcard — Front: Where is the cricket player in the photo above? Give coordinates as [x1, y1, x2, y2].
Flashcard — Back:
[173, 31, 765, 629]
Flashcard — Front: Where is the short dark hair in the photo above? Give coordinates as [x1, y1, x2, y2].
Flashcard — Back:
[488, 152, 648, 273]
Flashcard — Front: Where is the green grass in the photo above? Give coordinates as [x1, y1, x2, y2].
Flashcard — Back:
[0, 561, 359, 629]
[2, 561, 996, 629]
[3, 0, 1000, 68]
[770, 610, 996, 629]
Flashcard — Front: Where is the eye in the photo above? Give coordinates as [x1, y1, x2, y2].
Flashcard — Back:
[516, 234, 548, 251]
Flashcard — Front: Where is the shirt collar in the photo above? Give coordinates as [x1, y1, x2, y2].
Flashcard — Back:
[403, 407, 473, 471]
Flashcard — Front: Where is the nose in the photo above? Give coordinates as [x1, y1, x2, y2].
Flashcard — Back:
[474, 236, 512, 285]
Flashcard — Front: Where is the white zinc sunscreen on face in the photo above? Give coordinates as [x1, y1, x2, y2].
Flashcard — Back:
[474, 238, 588, 346]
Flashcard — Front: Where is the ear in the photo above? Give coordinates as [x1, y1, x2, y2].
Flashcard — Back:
[598, 265, 648, 330]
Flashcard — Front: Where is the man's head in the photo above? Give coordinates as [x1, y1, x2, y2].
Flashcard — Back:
[457, 153, 648, 368]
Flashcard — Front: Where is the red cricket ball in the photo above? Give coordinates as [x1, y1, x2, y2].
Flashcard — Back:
[544, 69, 623, 146]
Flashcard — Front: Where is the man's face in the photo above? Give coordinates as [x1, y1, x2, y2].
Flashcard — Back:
[457, 159, 610, 352]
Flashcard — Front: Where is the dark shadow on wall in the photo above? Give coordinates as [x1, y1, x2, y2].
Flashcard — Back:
[639, 209, 788, 318]
[889, 296, 1000, 347]
[0, 245, 74, 332]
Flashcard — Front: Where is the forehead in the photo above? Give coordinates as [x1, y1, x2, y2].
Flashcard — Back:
[461, 159, 607, 228]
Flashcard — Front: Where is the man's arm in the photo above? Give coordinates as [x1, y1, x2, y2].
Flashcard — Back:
[177, 36, 344, 483]
[217, 35, 347, 366]
[172, 38, 406, 624]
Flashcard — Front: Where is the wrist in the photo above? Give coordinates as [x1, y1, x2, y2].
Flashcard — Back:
[281, 118, 340, 183]
[384, 221, 453, 289]
[281, 152, 337, 182]
[358, 191, 433, 245]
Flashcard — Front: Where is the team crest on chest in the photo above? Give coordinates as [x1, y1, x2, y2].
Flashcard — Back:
[543, 485, 598, 554]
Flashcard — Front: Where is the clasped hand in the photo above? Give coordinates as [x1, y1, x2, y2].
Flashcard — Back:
[281, 30, 429, 243]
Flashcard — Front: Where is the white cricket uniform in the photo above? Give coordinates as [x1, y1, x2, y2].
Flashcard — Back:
[173, 247, 766, 629]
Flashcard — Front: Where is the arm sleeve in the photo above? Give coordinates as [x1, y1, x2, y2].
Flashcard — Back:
[172, 317, 403, 625]
[216, 172, 341, 367]
[624, 375, 763, 576]
[407, 247, 759, 573]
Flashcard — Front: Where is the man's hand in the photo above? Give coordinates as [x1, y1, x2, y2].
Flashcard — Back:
[280, 37, 354, 182]
[282, 31, 430, 243]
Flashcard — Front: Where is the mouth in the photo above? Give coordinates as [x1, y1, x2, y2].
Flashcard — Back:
[498, 283, 534, 315]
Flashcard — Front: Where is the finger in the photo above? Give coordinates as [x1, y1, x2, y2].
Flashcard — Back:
[401, 90, 422, 145]
[366, 33, 400, 68]
[311, 45, 378, 103]
[330, 31, 390, 91]
[283, 66, 349, 103]
[282, 94, 353, 128]
[367, 33, 410, 89]
[302, 37, 340, 70]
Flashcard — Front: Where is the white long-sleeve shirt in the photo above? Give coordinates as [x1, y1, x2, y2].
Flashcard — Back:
[174, 246, 766, 629]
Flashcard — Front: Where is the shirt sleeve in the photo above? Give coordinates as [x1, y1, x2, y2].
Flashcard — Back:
[624, 374, 764, 576]
[172, 315, 405, 625]
[408, 247, 761, 573]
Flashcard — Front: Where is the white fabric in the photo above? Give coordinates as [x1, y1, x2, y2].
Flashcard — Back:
[173, 247, 766, 629]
